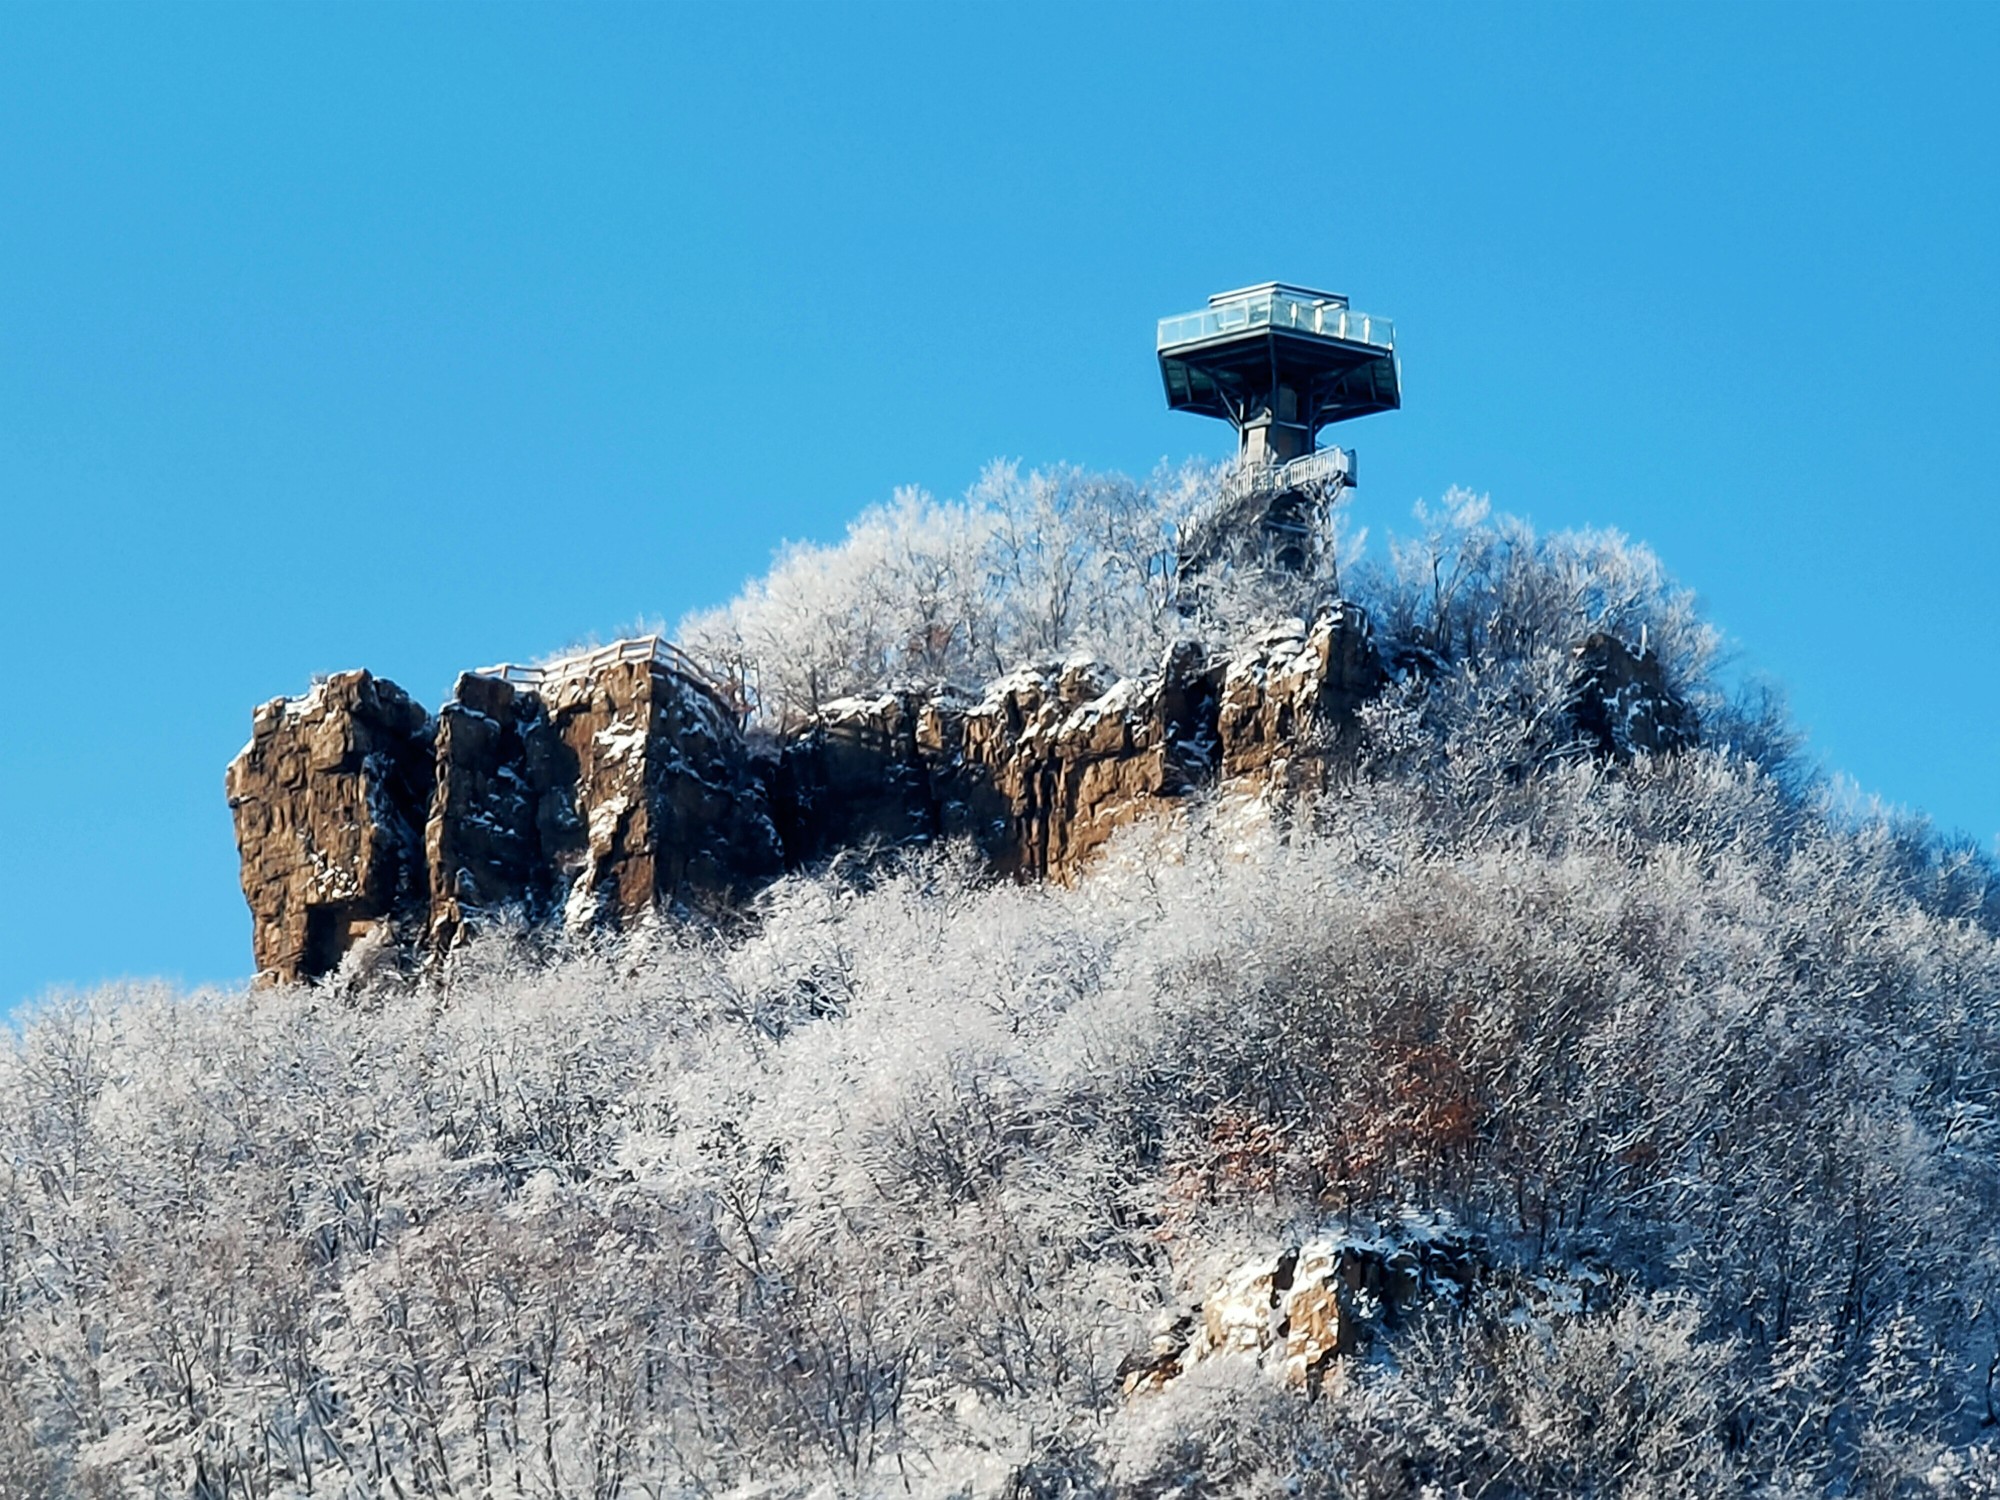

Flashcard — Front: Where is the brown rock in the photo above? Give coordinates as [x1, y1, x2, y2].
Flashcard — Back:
[532, 657, 783, 929]
[225, 671, 433, 983]
[230, 611, 1697, 986]
[952, 654, 1212, 880]
[774, 645, 1228, 884]
[1217, 604, 1384, 786]
[1568, 632, 1694, 758]
[228, 617, 1414, 981]
[775, 692, 946, 866]
[234, 648, 787, 982]
[426, 673, 569, 951]
[1128, 1227, 1477, 1398]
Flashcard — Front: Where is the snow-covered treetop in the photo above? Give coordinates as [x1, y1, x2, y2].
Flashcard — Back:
[675, 462, 1722, 745]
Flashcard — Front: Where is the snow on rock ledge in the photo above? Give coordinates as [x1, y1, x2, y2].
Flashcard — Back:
[1121, 1225, 1481, 1397]
[227, 606, 1688, 983]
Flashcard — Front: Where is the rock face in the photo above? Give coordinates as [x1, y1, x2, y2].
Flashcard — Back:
[419, 656, 785, 957]
[774, 690, 962, 868]
[952, 649, 1221, 880]
[1120, 1228, 1479, 1397]
[226, 672, 434, 982]
[230, 610, 1692, 983]
[774, 627, 1345, 884]
[1216, 605, 1386, 785]
[425, 673, 563, 952]
[530, 656, 783, 925]
[230, 649, 782, 983]
[1568, 632, 1695, 758]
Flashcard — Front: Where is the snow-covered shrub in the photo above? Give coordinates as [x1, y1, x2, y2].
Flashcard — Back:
[6, 469, 1995, 1495]
[7, 719, 2000, 1494]
[678, 466, 1732, 799]
[678, 462, 1202, 724]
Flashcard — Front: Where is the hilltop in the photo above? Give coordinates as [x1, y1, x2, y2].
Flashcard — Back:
[224, 470, 1695, 987]
[5, 469, 2000, 1497]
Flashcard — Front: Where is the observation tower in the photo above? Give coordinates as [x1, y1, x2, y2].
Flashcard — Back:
[1158, 282, 1399, 471]
[1158, 282, 1399, 574]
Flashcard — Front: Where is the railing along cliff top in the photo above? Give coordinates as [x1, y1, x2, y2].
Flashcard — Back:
[472, 635, 751, 719]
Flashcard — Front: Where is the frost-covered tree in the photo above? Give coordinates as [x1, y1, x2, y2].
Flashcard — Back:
[677, 466, 1725, 770]
[678, 460, 1204, 725]
[7, 471, 1998, 1496]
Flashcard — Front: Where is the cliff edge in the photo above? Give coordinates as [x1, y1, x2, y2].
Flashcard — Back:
[228, 610, 1686, 983]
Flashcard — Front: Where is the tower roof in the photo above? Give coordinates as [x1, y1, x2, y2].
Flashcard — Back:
[1204, 281, 1347, 309]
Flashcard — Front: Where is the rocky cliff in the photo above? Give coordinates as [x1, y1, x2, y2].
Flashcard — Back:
[226, 673, 433, 982]
[229, 608, 1686, 983]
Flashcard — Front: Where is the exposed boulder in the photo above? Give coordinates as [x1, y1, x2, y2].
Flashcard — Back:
[1122, 1225, 1479, 1397]
[1217, 604, 1385, 786]
[1568, 632, 1695, 758]
[225, 671, 433, 982]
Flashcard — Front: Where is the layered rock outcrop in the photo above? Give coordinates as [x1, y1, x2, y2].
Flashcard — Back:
[1120, 1225, 1480, 1397]
[230, 607, 1690, 983]
[1216, 605, 1386, 784]
[778, 642, 1230, 882]
[225, 672, 433, 981]
[229, 646, 782, 982]
[772, 606, 1381, 886]
[426, 658, 782, 950]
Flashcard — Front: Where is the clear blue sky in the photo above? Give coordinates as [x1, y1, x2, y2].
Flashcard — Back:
[3, 3, 1996, 1011]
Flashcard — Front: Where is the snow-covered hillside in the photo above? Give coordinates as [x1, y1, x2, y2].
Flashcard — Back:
[6, 476, 1999, 1496]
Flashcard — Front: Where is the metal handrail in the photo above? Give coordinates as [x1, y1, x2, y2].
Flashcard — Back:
[1158, 293, 1394, 352]
[1224, 446, 1355, 498]
[472, 634, 751, 719]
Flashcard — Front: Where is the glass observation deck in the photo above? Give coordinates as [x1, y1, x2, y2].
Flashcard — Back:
[1157, 281, 1401, 434]
[1157, 285, 1394, 354]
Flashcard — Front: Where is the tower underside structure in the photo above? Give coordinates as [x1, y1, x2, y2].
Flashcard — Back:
[1158, 282, 1399, 466]
[1158, 283, 1399, 585]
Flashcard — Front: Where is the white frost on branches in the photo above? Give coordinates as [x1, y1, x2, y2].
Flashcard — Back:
[5, 470, 1997, 1496]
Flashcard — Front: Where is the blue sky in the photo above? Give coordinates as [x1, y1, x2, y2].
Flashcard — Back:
[2, 3, 1996, 1011]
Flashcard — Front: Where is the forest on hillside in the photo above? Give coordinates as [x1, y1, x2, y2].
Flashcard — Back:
[6, 468, 2000, 1497]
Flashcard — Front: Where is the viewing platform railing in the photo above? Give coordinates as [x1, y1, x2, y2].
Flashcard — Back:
[1158, 294, 1394, 352]
[472, 635, 753, 720]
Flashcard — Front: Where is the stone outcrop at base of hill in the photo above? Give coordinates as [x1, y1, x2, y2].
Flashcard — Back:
[1120, 1226, 1481, 1397]
[229, 607, 1691, 984]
